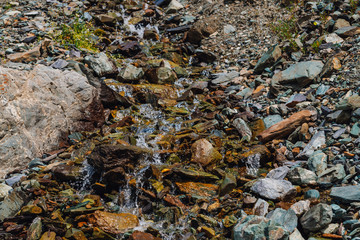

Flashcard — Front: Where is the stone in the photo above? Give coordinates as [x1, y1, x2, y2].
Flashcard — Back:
[258, 110, 316, 143]
[290, 200, 310, 217]
[304, 189, 320, 199]
[27, 217, 42, 240]
[335, 26, 360, 37]
[298, 131, 326, 158]
[147, 67, 177, 84]
[324, 33, 344, 44]
[289, 228, 305, 240]
[211, 71, 240, 85]
[334, 18, 350, 30]
[254, 45, 282, 74]
[166, 0, 183, 13]
[267, 208, 298, 232]
[0, 65, 104, 178]
[251, 178, 296, 200]
[233, 118, 252, 142]
[7, 40, 51, 63]
[287, 167, 317, 185]
[330, 185, 360, 203]
[129, 231, 161, 240]
[40, 231, 56, 240]
[191, 139, 222, 166]
[253, 198, 269, 217]
[266, 166, 289, 180]
[307, 150, 327, 174]
[186, 16, 218, 44]
[317, 164, 346, 184]
[286, 94, 307, 108]
[0, 188, 28, 221]
[351, 122, 360, 137]
[84, 52, 118, 77]
[51, 164, 82, 181]
[271, 61, 324, 95]
[300, 203, 332, 232]
[263, 115, 283, 129]
[224, 24, 236, 34]
[96, 14, 117, 27]
[0, 183, 12, 201]
[89, 211, 139, 234]
[233, 214, 289, 240]
[219, 173, 237, 196]
[118, 64, 144, 82]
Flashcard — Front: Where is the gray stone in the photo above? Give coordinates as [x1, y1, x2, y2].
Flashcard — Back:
[118, 64, 144, 82]
[266, 166, 289, 180]
[332, 128, 346, 139]
[290, 200, 310, 217]
[224, 24, 236, 34]
[254, 45, 282, 74]
[287, 167, 317, 185]
[233, 214, 289, 240]
[166, 0, 183, 14]
[298, 131, 326, 158]
[289, 228, 305, 240]
[251, 178, 296, 200]
[84, 52, 118, 77]
[300, 203, 332, 232]
[351, 122, 360, 137]
[253, 198, 269, 217]
[335, 26, 360, 37]
[0, 183, 12, 201]
[304, 189, 320, 199]
[307, 150, 327, 174]
[267, 208, 298, 233]
[0, 188, 28, 221]
[330, 185, 360, 203]
[211, 71, 240, 85]
[0, 65, 104, 178]
[271, 61, 324, 95]
[324, 33, 344, 44]
[317, 164, 346, 184]
[233, 118, 252, 142]
[263, 114, 283, 129]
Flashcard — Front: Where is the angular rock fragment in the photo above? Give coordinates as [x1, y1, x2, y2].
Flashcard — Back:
[300, 203, 332, 232]
[251, 178, 296, 200]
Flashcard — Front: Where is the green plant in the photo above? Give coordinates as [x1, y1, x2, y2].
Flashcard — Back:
[54, 18, 98, 52]
[350, 0, 359, 14]
[311, 39, 323, 53]
[270, 17, 299, 41]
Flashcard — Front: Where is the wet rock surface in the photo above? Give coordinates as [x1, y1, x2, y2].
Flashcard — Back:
[0, 0, 359, 239]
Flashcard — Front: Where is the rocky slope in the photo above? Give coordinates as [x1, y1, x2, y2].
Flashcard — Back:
[0, 0, 359, 239]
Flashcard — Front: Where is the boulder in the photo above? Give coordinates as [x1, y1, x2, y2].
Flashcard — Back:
[266, 208, 298, 233]
[191, 139, 222, 166]
[0, 65, 104, 178]
[287, 167, 317, 185]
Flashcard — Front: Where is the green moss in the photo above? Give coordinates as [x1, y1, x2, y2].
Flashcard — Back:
[53, 18, 99, 52]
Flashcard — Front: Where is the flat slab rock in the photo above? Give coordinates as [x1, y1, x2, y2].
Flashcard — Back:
[251, 178, 296, 200]
[0, 65, 104, 177]
[330, 185, 360, 203]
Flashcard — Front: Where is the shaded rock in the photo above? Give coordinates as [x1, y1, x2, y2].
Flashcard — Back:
[129, 231, 161, 240]
[7, 40, 50, 63]
[300, 203, 332, 232]
[88, 144, 151, 187]
[330, 185, 360, 203]
[174, 168, 219, 181]
[271, 61, 324, 95]
[219, 173, 237, 196]
[267, 208, 298, 232]
[40, 231, 56, 240]
[251, 178, 296, 200]
[286, 94, 307, 108]
[84, 52, 118, 77]
[335, 26, 360, 37]
[233, 214, 289, 240]
[287, 167, 317, 185]
[89, 211, 139, 234]
[191, 138, 222, 166]
[254, 45, 282, 74]
[0, 65, 104, 178]
[258, 110, 316, 143]
[51, 164, 82, 181]
[186, 17, 218, 44]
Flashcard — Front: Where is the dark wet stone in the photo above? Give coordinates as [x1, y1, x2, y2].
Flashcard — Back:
[254, 45, 282, 74]
[0, 188, 28, 221]
[300, 203, 332, 232]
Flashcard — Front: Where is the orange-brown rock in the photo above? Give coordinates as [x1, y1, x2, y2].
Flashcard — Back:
[176, 182, 218, 197]
[129, 231, 162, 240]
[257, 110, 316, 143]
[191, 138, 222, 166]
[89, 211, 139, 234]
